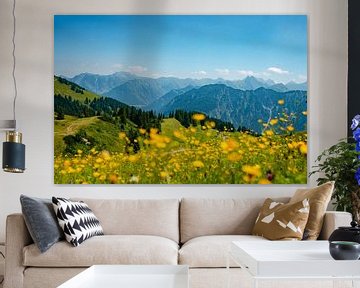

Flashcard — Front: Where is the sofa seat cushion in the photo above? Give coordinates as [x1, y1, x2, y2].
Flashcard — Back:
[23, 235, 179, 267]
[179, 235, 267, 268]
[180, 198, 289, 243]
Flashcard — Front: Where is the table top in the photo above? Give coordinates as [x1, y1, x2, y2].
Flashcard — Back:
[231, 240, 360, 278]
[58, 265, 189, 288]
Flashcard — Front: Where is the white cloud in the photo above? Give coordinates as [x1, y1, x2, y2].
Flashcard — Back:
[237, 70, 255, 77]
[126, 65, 148, 75]
[193, 70, 207, 76]
[267, 67, 289, 75]
[297, 74, 307, 82]
[215, 68, 230, 75]
[112, 63, 123, 69]
[191, 70, 207, 78]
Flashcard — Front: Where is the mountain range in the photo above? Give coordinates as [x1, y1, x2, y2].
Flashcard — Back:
[65, 72, 307, 106]
[160, 84, 307, 133]
[59, 72, 307, 133]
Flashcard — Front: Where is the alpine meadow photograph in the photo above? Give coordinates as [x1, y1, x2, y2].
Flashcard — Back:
[54, 15, 308, 184]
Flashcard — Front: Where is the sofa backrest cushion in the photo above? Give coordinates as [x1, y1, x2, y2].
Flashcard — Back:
[71, 198, 180, 243]
[180, 198, 289, 243]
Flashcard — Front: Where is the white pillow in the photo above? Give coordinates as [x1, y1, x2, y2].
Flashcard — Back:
[52, 197, 103, 246]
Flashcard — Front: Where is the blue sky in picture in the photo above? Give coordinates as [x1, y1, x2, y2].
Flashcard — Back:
[54, 15, 307, 83]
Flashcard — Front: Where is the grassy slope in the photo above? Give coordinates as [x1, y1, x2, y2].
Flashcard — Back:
[54, 77, 100, 102]
[54, 116, 122, 156]
[161, 118, 184, 136]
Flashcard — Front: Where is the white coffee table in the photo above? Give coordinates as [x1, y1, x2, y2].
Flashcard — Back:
[58, 265, 189, 288]
[228, 241, 360, 288]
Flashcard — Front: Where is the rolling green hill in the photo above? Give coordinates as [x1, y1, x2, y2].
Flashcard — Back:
[161, 118, 184, 136]
[54, 116, 123, 156]
[54, 76, 100, 102]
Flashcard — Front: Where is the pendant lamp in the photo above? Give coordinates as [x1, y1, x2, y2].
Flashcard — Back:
[1, 0, 26, 173]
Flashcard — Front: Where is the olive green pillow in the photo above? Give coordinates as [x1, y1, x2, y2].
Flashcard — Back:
[252, 198, 310, 240]
[290, 181, 334, 240]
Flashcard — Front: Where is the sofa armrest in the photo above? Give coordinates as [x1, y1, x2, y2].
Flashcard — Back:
[4, 214, 33, 288]
[318, 211, 352, 240]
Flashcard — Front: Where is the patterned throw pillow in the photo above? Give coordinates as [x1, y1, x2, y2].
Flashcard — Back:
[52, 197, 104, 247]
[252, 198, 310, 240]
[289, 181, 334, 240]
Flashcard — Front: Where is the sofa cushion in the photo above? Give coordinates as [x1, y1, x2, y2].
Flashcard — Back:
[290, 181, 334, 240]
[20, 195, 64, 253]
[52, 197, 104, 247]
[179, 235, 267, 268]
[180, 198, 289, 243]
[23, 235, 179, 267]
[252, 198, 310, 240]
[72, 198, 179, 243]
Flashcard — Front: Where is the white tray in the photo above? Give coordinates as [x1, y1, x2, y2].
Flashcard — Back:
[58, 265, 189, 288]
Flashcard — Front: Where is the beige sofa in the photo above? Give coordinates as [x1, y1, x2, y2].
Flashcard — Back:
[4, 198, 352, 288]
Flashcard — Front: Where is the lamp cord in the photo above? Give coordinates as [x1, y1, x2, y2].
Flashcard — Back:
[0, 251, 4, 284]
[11, 0, 17, 128]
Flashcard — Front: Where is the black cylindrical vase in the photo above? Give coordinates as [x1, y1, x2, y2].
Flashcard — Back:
[2, 131, 25, 173]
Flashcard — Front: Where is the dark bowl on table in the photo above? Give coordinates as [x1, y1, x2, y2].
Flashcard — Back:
[329, 241, 360, 260]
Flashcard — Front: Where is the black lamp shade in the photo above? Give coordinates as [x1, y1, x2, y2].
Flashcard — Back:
[3, 141, 25, 173]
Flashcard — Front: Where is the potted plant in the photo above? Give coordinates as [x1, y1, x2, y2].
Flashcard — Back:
[310, 115, 360, 222]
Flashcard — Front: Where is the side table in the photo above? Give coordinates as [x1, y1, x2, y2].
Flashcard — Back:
[227, 240, 360, 288]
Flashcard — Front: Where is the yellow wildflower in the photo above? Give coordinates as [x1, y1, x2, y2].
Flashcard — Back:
[109, 174, 118, 184]
[206, 121, 216, 128]
[270, 119, 278, 125]
[128, 155, 138, 162]
[173, 130, 184, 139]
[160, 171, 169, 178]
[193, 160, 205, 168]
[192, 113, 206, 121]
[299, 143, 307, 155]
[150, 128, 159, 134]
[264, 130, 274, 136]
[259, 178, 272, 184]
[278, 99, 285, 105]
[227, 153, 242, 162]
[100, 151, 111, 160]
[139, 128, 146, 134]
[287, 126, 295, 132]
[242, 165, 261, 177]
[220, 139, 239, 152]
[156, 142, 166, 149]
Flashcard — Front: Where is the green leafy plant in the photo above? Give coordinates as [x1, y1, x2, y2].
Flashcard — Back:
[310, 115, 360, 222]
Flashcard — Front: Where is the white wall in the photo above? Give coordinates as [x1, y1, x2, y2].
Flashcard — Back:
[0, 0, 348, 242]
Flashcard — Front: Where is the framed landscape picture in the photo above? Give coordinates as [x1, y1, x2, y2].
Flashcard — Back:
[54, 15, 308, 184]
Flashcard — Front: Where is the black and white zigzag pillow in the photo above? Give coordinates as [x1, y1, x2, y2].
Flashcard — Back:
[52, 197, 104, 247]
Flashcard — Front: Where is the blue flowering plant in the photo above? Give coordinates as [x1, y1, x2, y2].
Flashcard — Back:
[352, 115, 360, 185]
[311, 115, 360, 221]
